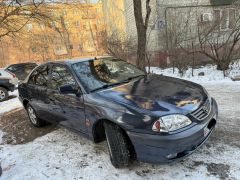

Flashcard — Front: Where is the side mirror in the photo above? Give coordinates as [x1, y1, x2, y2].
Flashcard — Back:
[59, 84, 79, 95]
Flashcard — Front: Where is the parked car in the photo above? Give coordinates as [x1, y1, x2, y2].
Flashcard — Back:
[6, 63, 37, 81]
[18, 57, 218, 168]
[0, 69, 18, 102]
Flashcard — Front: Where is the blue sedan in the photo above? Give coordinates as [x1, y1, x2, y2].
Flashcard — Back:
[18, 57, 218, 168]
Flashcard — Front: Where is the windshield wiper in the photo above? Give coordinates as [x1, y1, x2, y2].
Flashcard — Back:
[125, 74, 146, 81]
[90, 75, 146, 93]
[90, 81, 128, 93]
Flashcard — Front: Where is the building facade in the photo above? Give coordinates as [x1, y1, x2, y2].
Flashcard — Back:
[0, 2, 106, 67]
[102, 0, 238, 66]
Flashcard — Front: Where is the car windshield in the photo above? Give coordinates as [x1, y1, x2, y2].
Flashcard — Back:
[72, 58, 145, 92]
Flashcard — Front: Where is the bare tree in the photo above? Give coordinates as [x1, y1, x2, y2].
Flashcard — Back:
[0, 0, 52, 39]
[197, 7, 240, 76]
[165, 8, 196, 76]
[102, 32, 137, 60]
[133, 0, 151, 72]
[26, 32, 55, 62]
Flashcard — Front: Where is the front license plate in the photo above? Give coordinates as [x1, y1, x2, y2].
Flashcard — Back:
[204, 127, 211, 137]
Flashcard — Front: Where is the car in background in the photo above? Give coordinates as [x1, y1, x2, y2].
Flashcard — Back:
[18, 57, 218, 168]
[6, 63, 37, 81]
[0, 69, 18, 102]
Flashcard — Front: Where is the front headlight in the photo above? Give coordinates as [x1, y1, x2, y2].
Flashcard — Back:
[152, 114, 192, 132]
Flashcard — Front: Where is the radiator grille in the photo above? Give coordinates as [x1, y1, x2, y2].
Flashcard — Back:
[191, 99, 211, 121]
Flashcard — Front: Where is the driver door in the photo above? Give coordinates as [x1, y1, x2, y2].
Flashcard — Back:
[48, 64, 87, 133]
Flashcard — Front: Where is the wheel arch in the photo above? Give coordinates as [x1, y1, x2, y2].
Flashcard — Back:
[92, 118, 136, 158]
[22, 98, 29, 108]
[0, 85, 9, 91]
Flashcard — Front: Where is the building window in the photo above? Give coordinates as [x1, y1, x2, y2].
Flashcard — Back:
[96, 8, 100, 14]
[56, 46, 62, 51]
[76, 33, 81, 37]
[64, 22, 69, 28]
[32, 47, 37, 53]
[62, 10, 67, 16]
[51, 21, 56, 28]
[75, 21, 80, 27]
[73, 10, 79, 15]
[43, 36, 48, 41]
[97, 20, 101, 25]
[44, 47, 49, 53]
[229, 9, 236, 29]
[214, 8, 236, 30]
[39, 23, 45, 30]
[26, 23, 33, 31]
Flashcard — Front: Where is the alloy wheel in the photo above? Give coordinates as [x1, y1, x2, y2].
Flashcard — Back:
[28, 106, 37, 125]
[0, 90, 6, 101]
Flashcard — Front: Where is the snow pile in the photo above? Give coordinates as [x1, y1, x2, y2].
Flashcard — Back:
[0, 91, 22, 115]
[150, 64, 240, 84]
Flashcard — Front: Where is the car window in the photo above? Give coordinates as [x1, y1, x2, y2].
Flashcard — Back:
[51, 65, 77, 90]
[28, 65, 49, 87]
[6, 65, 16, 72]
[23, 65, 36, 75]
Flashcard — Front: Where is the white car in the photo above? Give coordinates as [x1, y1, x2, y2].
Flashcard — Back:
[0, 69, 18, 102]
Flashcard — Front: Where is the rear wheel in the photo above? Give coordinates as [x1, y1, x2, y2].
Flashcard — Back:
[26, 104, 46, 127]
[0, 87, 9, 102]
[104, 121, 130, 168]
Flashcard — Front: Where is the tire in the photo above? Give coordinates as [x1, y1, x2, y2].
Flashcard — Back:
[0, 87, 9, 102]
[26, 104, 46, 127]
[104, 121, 130, 168]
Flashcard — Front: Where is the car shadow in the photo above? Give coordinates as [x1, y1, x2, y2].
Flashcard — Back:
[0, 108, 58, 145]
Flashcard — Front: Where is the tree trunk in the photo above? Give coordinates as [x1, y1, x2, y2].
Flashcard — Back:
[133, 0, 151, 72]
[136, 30, 147, 71]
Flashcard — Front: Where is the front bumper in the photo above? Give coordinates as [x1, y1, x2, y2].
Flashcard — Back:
[127, 98, 218, 164]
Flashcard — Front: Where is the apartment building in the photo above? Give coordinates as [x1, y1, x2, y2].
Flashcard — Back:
[0, 2, 105, 66]
[103, 0, 238, 66]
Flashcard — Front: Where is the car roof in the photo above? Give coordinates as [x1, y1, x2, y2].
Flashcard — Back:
[45, 56, 113, 66]
[6, 62, 37, 67]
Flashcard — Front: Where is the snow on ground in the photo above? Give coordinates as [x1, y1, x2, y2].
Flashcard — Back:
[0, 91, 22, 145]
[150, 64, 240, 84]
[0, 91, 22, 115]
[0, 65, 240, 179]
[1, 128, 240, 180]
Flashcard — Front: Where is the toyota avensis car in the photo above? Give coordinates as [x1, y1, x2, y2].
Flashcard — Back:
[18, 57, 218, 168]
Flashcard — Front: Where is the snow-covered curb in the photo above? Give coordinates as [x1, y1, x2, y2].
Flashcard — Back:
[0, 91, 22, 115]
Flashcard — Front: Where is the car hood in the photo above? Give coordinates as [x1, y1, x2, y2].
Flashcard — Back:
[96, 74, 207, 115]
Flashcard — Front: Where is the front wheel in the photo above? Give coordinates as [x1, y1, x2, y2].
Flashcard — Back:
[26, 104, 46, 127]
[0, 87, 9, 102]
[104, 121, 130, 168]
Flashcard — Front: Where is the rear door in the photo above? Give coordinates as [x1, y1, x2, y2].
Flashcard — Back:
[27, 65, 51, 121]
[48, 64, 87, 133]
